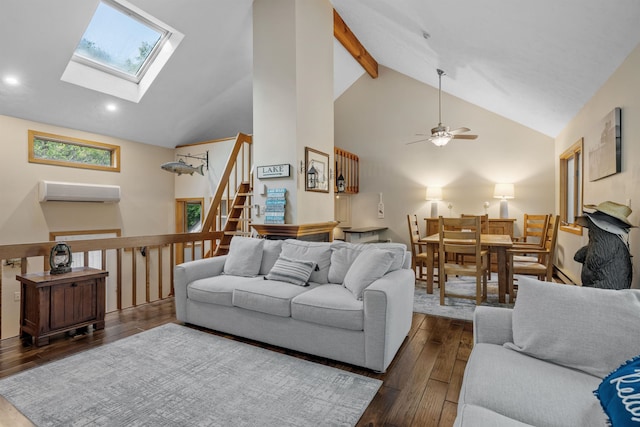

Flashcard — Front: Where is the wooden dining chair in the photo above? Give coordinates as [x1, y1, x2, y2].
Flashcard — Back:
[457, 214, 489, 265]
[438, 216, 489, 305]
[508, 215, 559, 301]
[407, 214, 437, 285]
[511, 214, 551, 262]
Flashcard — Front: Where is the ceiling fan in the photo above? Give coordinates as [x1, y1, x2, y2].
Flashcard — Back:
[408, 69, 478, 147]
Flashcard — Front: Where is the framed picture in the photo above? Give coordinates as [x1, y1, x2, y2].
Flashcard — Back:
[305, 147, 329, 193]
[588, 107, 621, 181]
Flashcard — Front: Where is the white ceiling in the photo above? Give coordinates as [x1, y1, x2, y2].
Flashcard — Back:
[1, 1, 640, 149]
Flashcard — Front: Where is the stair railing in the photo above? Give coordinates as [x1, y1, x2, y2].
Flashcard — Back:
[202, 132, 253, 254]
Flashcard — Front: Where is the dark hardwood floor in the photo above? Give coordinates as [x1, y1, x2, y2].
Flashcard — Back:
[0, 297, 472, 427]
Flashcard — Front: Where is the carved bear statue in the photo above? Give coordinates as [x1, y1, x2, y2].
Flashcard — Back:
[574, 201, 634, 289]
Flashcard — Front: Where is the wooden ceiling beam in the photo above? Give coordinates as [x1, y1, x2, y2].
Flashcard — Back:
[333, 9, 378, 79]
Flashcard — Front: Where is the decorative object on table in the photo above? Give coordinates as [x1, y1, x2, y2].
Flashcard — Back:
[49, 242, 72, 274]
[256, 164, 290, 179]
[265, 188, 286, 224]
[574, 201, 635, 289]
[406, 68, 478, 147]
[160, 151, 208, 176]
[447, 203, 453, 216]
[304, 147, 329, 192]
[494, 183, 515, 219]
[0, 324, 381, 427]
[589, 107, 621, 181]
[425, 187, 443, 217]
[483, 201, 490, 214]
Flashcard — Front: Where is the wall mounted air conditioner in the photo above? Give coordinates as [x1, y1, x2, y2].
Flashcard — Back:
[39, 181, 121, 203]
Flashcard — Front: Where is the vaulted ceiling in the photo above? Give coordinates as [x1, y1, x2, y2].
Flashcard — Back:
[2, 1, 640, 149]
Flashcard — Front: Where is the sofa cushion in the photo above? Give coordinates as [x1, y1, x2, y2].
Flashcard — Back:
[265, 255, 315, 287]
[504, 276, 640, 378]
[455, 404, 534, 427]
[223, 236, 264, 277]
[259, 240, 283, 275]
[459, 343, 607, 427]
[331, 241, 406, 272]
[291, 285, 364, 331]
[281, 240, 332, 284]
[343, 248, 395, 300]
[328, 246, 363, 284]
[232, 280, 317, 317]
[188, 275, 264, 307]
[595, 354, 640, 426]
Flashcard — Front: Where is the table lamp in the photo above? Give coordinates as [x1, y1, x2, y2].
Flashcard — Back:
[493, 183, 514, 219]
[426, 187, 443, 218]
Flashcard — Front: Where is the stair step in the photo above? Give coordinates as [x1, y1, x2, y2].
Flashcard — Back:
[236, 192, 252, 196]
[224, 231, 252, 236]
[228, 218, 251, 222]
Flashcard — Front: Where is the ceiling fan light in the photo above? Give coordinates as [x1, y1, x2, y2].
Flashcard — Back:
[430, 132, 452, 147]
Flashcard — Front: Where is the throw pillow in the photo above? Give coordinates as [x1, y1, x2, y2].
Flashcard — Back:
[595, 354, 640, 426]
[504, 276, 640, 378]
[331, 241, 407, 272]
[265, 255, 316, 287]
[281, 240, 332, 283]
[327, 246, 363, 284]
[223, 236, 264, 277]
[343, 248, 394, 300]
[259, 240, 283, 275]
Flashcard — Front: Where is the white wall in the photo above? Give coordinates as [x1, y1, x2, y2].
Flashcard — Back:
[253, 0, 334, 224]
[555, 42, 640, 288]
[334, 66, 555, 246]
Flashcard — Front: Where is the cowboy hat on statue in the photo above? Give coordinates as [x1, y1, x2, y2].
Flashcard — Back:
[574, 201, 635, 289]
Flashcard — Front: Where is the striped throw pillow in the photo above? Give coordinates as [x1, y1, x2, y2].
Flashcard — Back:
[265, 255, 316, 286]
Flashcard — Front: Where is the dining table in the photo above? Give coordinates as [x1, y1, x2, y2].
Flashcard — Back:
[421, 233, 513, 303]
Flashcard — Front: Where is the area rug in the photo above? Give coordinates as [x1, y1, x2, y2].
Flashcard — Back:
[0, 323, 381, 426]
[413, 275, 513, 321]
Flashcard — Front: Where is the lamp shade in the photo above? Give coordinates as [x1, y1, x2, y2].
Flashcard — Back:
[493, 183, 514, 199]
[425, 187, 443, 201]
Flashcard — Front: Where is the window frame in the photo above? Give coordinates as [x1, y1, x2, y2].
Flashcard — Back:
[28, 130, 121, 172]
[71, 0, 170, 84]
[559, 138, 584, 235]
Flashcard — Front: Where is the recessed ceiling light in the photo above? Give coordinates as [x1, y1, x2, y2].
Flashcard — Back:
[106, 103, 117, 112]
[3, 76, 19, 86]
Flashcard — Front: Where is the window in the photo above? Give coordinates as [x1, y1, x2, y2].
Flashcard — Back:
[29, 130, 121, 172]
[73, 1, 168, 83]
[60, 0, 184, 102]
[560, 138, 583, 235]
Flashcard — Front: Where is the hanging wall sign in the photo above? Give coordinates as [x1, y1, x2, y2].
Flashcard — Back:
[257, 164, 291, 179]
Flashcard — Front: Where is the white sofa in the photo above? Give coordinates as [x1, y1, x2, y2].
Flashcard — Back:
[455, 276, 640, 426]
[174, 237, 415, 372]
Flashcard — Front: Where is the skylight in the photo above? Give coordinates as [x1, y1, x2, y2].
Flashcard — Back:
[61, 0, 184, 103]
[73, 1, 167, 83]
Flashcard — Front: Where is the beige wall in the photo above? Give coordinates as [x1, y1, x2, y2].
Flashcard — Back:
[253, 0, 334, 224]
[334, 66, 555, 246]
[555, 42, 640, 288]
[0, 114, 175, 338]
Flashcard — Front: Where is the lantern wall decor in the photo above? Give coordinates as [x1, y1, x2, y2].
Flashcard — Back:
[304, 147, 329, 193]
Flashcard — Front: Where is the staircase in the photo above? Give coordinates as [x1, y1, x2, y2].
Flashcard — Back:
[213, 181, 252, 256]
[201, 132, 253, 257]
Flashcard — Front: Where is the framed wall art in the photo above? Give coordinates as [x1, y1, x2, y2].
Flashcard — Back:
[304, 147, 329, 193]
[589, 107, 621, 181]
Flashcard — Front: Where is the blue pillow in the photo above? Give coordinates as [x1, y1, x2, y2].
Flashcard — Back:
[594, 354, 640, 426]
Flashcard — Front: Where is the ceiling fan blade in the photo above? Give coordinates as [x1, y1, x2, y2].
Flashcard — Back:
[452, 134, 478, 140]
[406, 137, 429, 145]
[449, 127, 471, 135]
